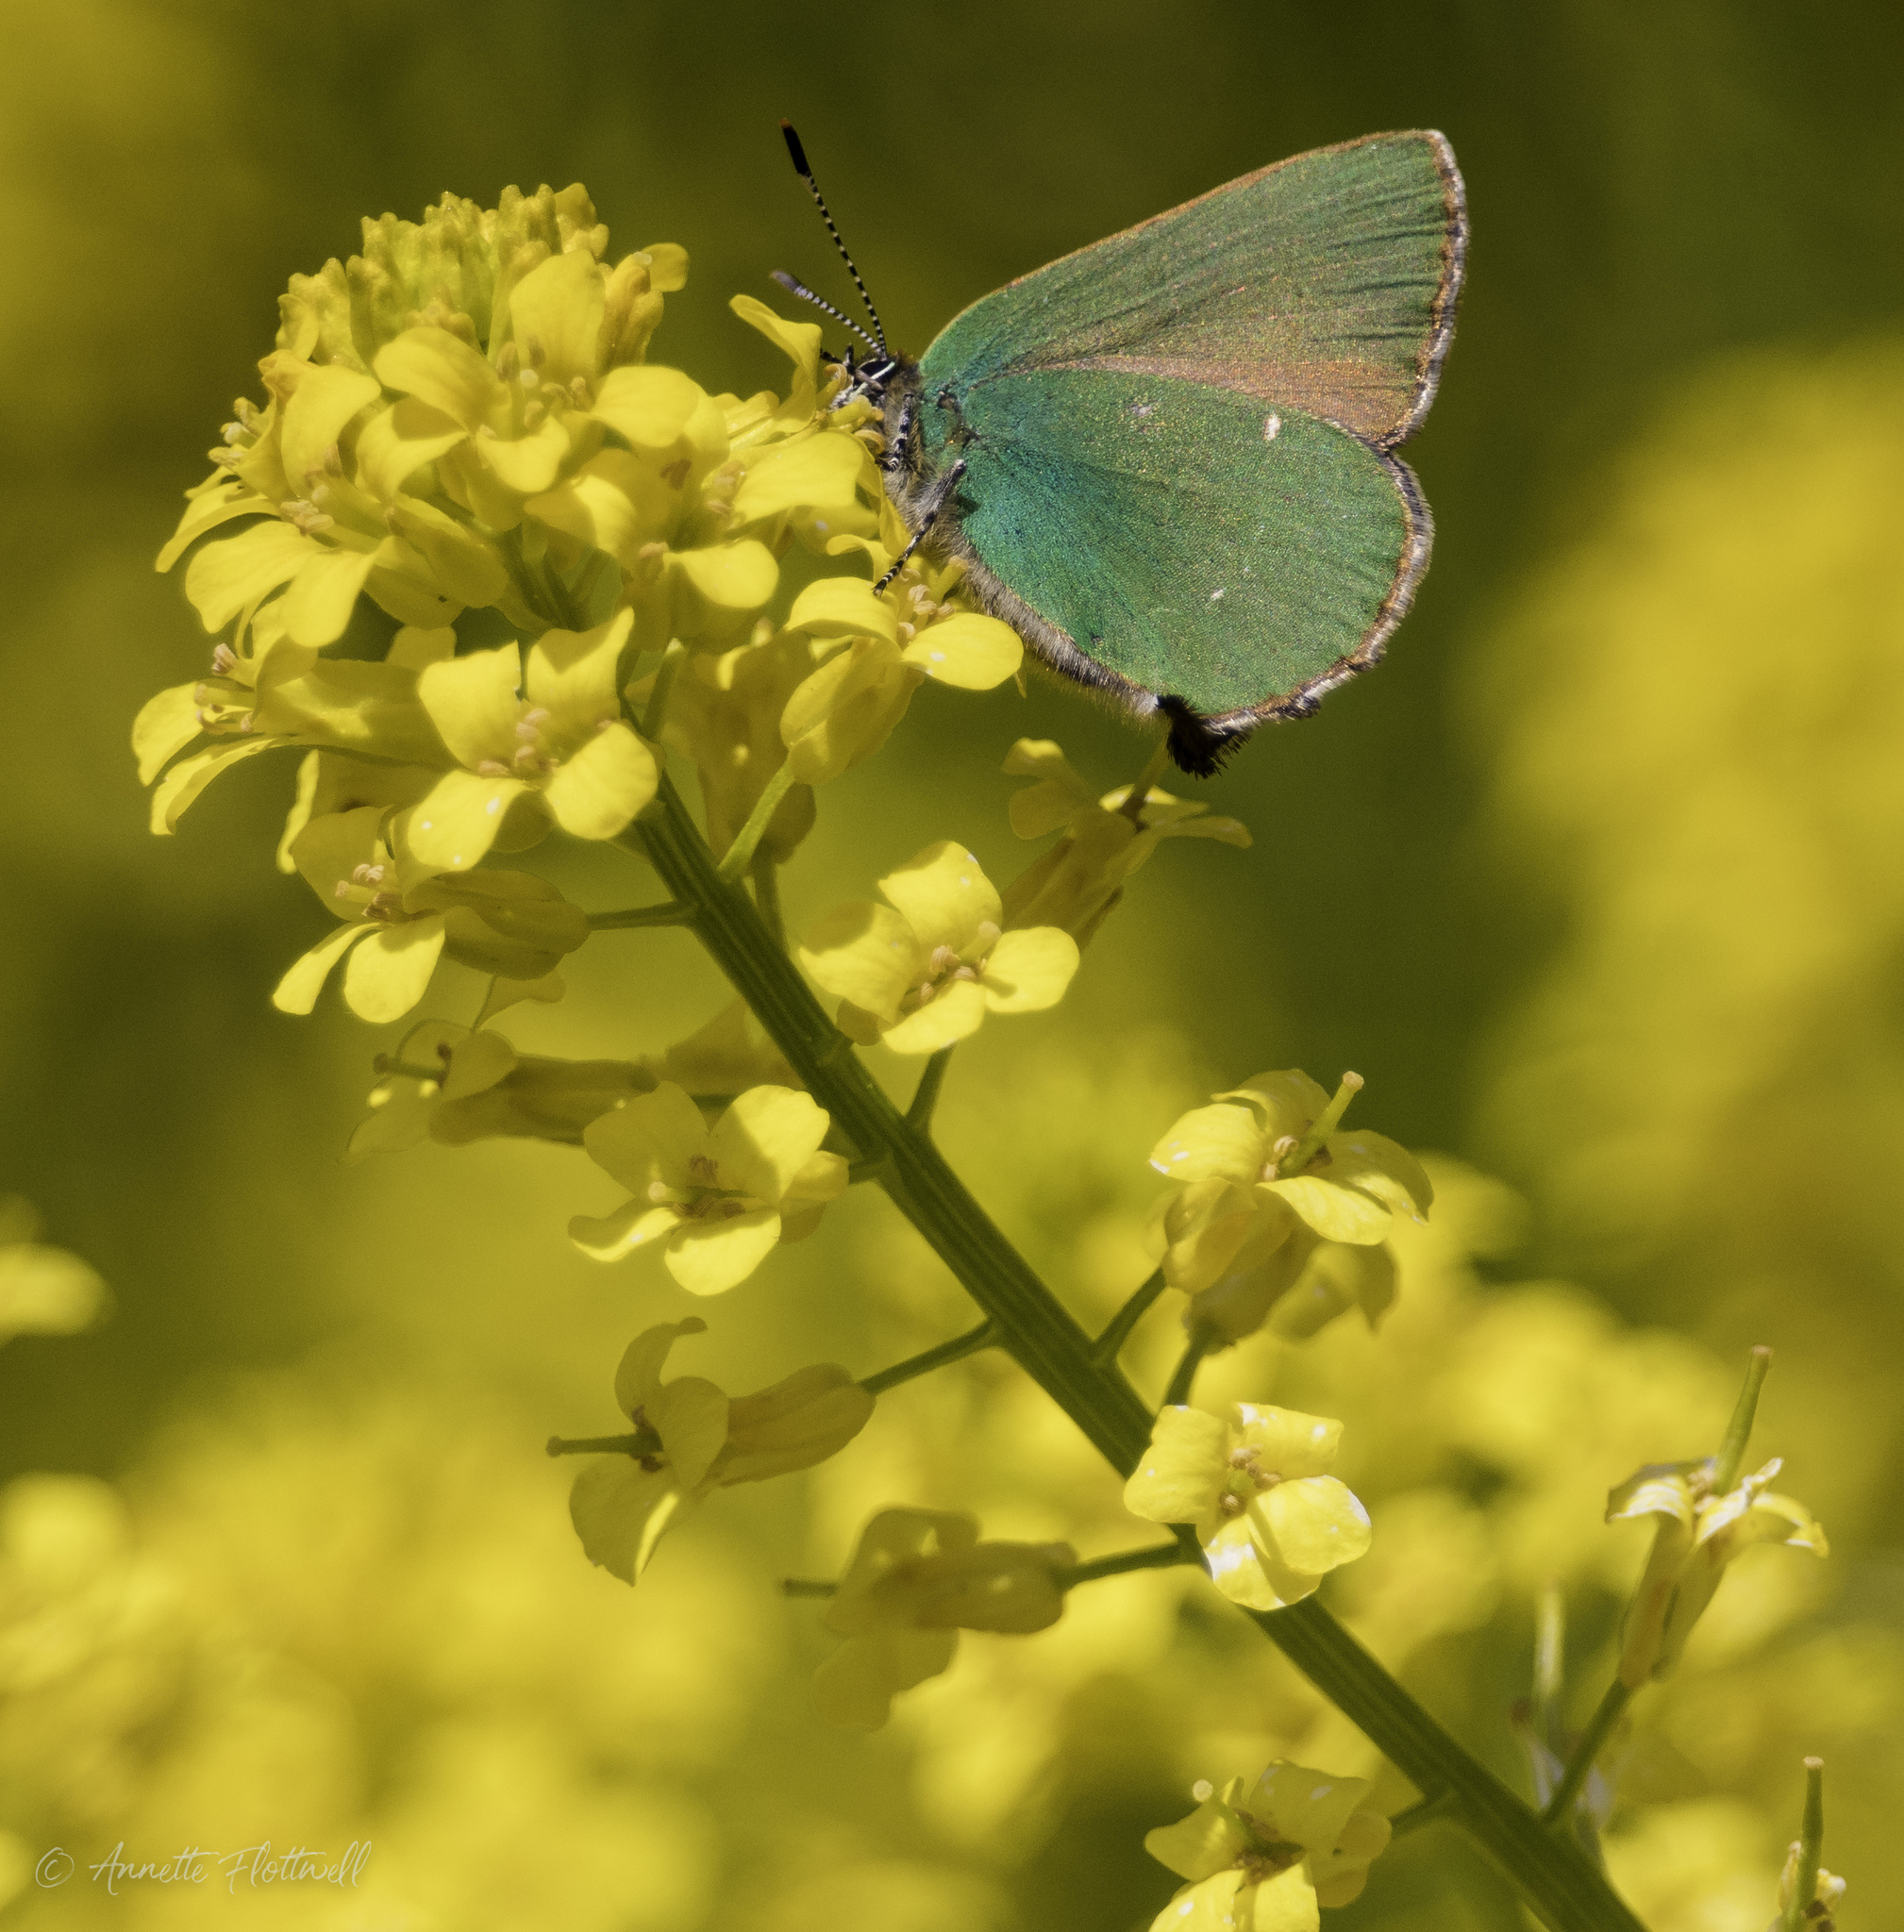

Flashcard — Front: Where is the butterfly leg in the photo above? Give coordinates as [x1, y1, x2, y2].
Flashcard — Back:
[874, 458, 967, 593]
[881, 391, 916, 474]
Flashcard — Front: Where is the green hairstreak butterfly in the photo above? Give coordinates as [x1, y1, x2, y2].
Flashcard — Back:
[773, 125, 1466, 774]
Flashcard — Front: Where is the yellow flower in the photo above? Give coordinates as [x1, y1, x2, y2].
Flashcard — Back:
[158, 186, 687, 647]
[273, 807, 590, 1024]
[777, 575, 1022, 786]
[0, 1200, 108, 1348]
[569, 1082, 846, 1293]
[1144, 1761, 1392, 1932]
[999, 739, 1250, 944]
[345, 1021, 656, 1159]
[637, 630, 820, 865]
[345, 1001, 800, 1160]
[563, 1318, 873, 1582]
[812, 1508, 1074, 1730]
[1776, 1840, 1845, 1931]
[1151, 1071, 1432, 1249]
[133, 615, 451, 836]
[1607, 1457, 1828, 1685]
[393, 611, 658, 876]
[798, 841, 1080, 1055]
[1124, 1405, 1372, 1611]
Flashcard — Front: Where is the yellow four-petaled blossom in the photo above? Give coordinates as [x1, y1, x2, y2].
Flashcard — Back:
[813, 1508, 1074, 1730]
[570, 1082, 847, 1293]
[1144, 1759, 1392, 1932]
[1607, 1455, 1828, 1685]
[1000, 738, 1250, 945]
[567, 1319, 873, 1581]
[1125, 1405, 1372, 1611]
[1147, 1071, 1428, 1346]
[799, 841, 1080, 1055]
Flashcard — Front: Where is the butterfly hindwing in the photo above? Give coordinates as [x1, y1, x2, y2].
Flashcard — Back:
[940, 368, 1423, 718]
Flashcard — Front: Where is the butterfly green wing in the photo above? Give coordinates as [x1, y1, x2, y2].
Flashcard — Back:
[942, 366, 1425, 720]
[919, 131, 1464, 448]
[903, 132, 1462, 755]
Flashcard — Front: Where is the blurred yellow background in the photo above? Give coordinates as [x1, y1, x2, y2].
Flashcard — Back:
[3, 2, 1902, 1927]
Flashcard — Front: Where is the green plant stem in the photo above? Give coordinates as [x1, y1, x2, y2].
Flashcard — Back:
[714, 761, 796, 884]
[1541, 1679, 1632, 1824]
[1060, 1542, 1193, 1588]
[1091, 1267, 1169, 1366]
[545, 1429, 660, 1457]
[589, 900, 693, 929]
[1712, 1344, 1773, 1491]
[626, 774, 1645, 1932]
[906, 1047, 955, 1131]
[751, 850, 784, 947]
[1161, 1325, 1217, 1408]
[1781, 1757, 1824, 1932]
[1534, 1576, 1566, 1760]
[860, 1321, 997, 1396]
[1390, 1790, 1460, 1839]
[640, 641, 688, 740]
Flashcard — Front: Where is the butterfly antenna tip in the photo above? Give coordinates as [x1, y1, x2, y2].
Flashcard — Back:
[776, 119, 887, 355]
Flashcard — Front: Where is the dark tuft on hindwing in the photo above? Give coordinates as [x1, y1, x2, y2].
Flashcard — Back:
[1157, 696, 1253, 777]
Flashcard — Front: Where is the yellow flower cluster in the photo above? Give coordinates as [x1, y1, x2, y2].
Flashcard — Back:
[134, 185, 1026, 1025]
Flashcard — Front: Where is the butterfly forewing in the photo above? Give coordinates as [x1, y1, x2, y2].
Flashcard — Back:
[919, 132, 1463, 448]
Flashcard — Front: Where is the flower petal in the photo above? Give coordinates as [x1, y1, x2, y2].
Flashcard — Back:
[719, 1366, 874, 1484]
[271, 923, 371, 1015]
[648, 1374, 730, 1490]
[542, 724, 658, 841]
[878, 841, 1002, 956]
[1246, 1760, 1375, 1857]
[978, 925, 1079, 1014]
[567, 1199, 683, 1262]
[664, 1209, 782, 1295]
[1262, 1174, 1392, 1244]
[567, 1457, 686, 1583]
[374, 326, 503, 430]
[1125, 1407, 1230, 1526]
[610, 1316, 710, 1416]
[1253, 1476, 1371, 1577]
[878, 980, 990, 1056]
[591, 365, 710, 448]
[342, 918, 447, 1023]
[279, 363, 382, 490]
[899, 610, 1023, 689]
[734, 431, 865, 523]
[1203, 1512, 1282, 1609]
[710, 1087, 832, 1204]
[279, 546, 377, 646]
[812, 1627, 958, 1731]
[1232, 1405, 1344, 1480]
[417, 643, 523, 768]
[1144, 1797, 1252, 1884]
[183, 521, 314, 631]
[399, 770, 533, 874]
[785, 576, 900, 644]
[507, 248, 605, 388]
[581, 1081, 709, 1193]
[1151, 1102, 1269, 1184]
[798, 900, 921, 1020]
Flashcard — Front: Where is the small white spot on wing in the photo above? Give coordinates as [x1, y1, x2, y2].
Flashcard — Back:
[1210, 588, 1225, 602]
[1263, 413, 1281, 441]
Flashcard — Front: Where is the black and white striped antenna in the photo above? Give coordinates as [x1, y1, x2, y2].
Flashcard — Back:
[776, 122, 888, 358]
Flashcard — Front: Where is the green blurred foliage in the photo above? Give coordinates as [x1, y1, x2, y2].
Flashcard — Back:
[3, 2, 1902, 1927]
